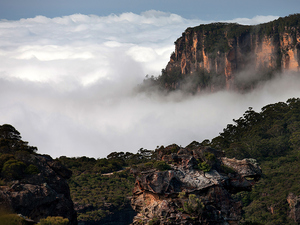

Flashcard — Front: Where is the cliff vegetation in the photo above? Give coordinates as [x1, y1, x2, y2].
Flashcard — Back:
[1, 97, 300, 224]
[59, 97, 300, 225]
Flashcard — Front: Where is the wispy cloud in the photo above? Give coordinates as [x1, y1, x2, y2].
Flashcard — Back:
[0, 11, 292, 158]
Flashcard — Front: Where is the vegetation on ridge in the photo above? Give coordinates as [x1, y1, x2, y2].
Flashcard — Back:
[58, 97, 300, 225]
[0, 97, 300, 224]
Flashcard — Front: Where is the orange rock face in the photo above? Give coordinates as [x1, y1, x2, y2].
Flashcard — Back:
[164, 17, 300, 92]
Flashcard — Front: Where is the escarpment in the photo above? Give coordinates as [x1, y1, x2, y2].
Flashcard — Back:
[130, 144, 262, 225]
[161, 14, 300, 92]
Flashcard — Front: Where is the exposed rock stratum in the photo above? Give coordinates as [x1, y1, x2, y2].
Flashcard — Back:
[130, 144, 262, 225]
[161, 14, 300, 92]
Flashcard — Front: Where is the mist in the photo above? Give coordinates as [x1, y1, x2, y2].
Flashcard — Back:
[1, 11, 297, 159]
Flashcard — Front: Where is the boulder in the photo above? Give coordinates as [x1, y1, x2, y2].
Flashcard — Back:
[131, 145, 262, 225]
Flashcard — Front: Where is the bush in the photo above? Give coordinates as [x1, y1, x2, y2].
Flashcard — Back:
[135, 161, 154, 172]
[204, 152, 216, 161]
[153, 161, 171, 171]
[178, 191, 186, 199]
[2, 159, 26, 179]
[39, 216, 69, 225]
[183, 194, 204, 215]
[197, 161, 211, 172]
[0, 154, 15, 170]
[25, 164, 39, 175]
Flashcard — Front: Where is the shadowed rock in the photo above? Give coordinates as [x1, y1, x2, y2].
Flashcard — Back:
[131, 145, 262, 225]
[0, 154, 77, 224]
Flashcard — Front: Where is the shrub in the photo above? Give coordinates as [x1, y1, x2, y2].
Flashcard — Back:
[204, 152, 216, 161]
[0, 154, 15, 170]
[197, 161, 211, 172]
[183, 194, 204, 215]
[153, 161, 171, 171]
[39, 216, 69, 225]
[135, 161, 154, 172]
[178, 191, 186, 199]
[2, 159, 26, 179]
[25, 164, 39, 175]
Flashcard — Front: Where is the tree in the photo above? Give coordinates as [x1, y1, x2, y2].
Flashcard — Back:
[0, 124, 21, 140]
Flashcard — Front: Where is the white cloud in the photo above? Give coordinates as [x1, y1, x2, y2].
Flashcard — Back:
[224, 15, 279, 25]
[0, 11, 293, 159]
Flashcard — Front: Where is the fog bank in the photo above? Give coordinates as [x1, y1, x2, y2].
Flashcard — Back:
[0, 11, 295, 158]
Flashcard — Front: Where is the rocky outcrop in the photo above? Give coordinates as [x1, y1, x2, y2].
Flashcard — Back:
[130, 145, 262, 225]
[163, 14, 300, 92]
[287, 193, 300, 224]
[0, 153, 77, 224]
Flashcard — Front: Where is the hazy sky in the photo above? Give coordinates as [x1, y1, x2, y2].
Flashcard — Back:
[0, 0, 299, 21]
[0, 2, 299, 159]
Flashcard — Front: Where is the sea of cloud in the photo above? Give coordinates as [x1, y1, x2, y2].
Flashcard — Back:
[0, 11, 296, 159]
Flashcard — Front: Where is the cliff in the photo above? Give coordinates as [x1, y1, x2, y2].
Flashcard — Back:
[287, 193, 300, 224]
[0, 124, 77, 224]
[130, 144, 262, 225]
[161, 14, 300, 92]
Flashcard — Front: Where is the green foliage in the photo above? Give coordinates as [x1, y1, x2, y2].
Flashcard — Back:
[69, 171, 135, 223]
[39, 216, 69, 225]
[204, 152, 215, 161]
[0, 153, 15, 170]
[59, 96, 300, 224]
[2, 159, 26, 179]
[197, 161, 211, 172]
[25, 164, 39, 175]
[211, 99, 300, 160]
[133, 160, 171, 172]
[0, 124, 37, 154]
[0, 214, 28, 225]
[178, 191, 186, 199]
[57, 154, 137, 223]
[207, 97, 300, 224]
[133, 161, 154, 172]
[234, 152, 300, 225]
[153, 161, 171, 171]
[182, 194, 204, 215]
[0, 124, 21, 140]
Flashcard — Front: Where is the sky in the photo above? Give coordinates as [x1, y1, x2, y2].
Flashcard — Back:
[0, 1, 299, 159]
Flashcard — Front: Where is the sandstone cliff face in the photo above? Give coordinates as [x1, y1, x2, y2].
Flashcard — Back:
[287, 193, 300, 224]
[164, 14, 300, 92]
[0, 153, 77, 224]
[130, 145, 262, 225]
